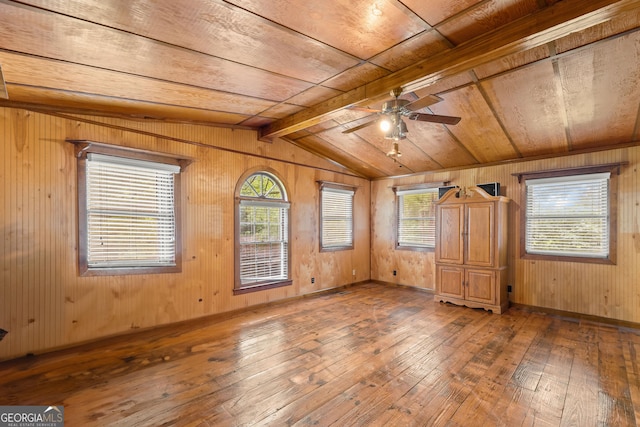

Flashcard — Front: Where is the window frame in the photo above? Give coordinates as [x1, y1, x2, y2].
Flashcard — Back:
[319, 181, 356, 252]
[518, 164, 621, 265]
[394, 185, 439, 252]
[73, 141, 188, 276]
[234, 169, 292, 295]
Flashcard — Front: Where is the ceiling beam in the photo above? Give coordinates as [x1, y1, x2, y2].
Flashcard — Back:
[280, 135, 370, 179]
[260, 0, 640, 139]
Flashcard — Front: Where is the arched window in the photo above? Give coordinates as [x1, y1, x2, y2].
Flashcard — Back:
[235, 171, 291, 294]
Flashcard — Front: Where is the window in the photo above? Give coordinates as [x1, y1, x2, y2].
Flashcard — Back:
[522, 166, 619, 264]
[319, 183, 355, 251]
[76, 144, 184, 276]
[396, 187, 438, 250]
[235, 171, 291, 294]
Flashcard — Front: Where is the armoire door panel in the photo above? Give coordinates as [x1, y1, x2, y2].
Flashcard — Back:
[437, 265, 464, 299]
[465, 269, 496, 304]
[466, 202, 494, 267]
[436, 204, 464, 264]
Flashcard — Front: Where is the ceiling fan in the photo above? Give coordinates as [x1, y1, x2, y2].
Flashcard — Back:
[342, 88, 461, 144]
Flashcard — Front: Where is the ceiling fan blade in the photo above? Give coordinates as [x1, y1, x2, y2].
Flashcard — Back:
[342, 118, 378, 134]
[408, 113, 461, 125]
[404, 94, 442, 111]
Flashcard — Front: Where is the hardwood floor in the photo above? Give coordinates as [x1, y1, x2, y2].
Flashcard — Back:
[1, 282, 639, 426]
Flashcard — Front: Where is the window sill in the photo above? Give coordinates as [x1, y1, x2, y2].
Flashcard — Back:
[233, 279, 293, 295]
[320, 245, 354, 252]
[80, 265, 182, 276]
[522, 253, 615, 265]
[396, 245, 435, 253]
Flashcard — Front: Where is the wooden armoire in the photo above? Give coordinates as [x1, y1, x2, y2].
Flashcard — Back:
[434, 186, 510, 314]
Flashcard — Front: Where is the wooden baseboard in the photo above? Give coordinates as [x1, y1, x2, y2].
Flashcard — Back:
[510, 302, 640, 330]
[3, 280, 371, 362]
[369, 280, 435, 294]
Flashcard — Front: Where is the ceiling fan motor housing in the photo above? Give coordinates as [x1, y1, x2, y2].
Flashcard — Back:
[381, 98, 410, 114]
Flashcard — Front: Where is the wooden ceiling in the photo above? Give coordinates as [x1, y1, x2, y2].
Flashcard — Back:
[1, 0, 639, 178]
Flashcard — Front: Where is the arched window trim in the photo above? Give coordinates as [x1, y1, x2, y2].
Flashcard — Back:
[234, 169, 292, 294]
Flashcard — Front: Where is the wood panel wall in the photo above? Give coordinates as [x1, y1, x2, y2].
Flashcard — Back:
[371, 147, 640, 324]
[0, 107, 371, 361]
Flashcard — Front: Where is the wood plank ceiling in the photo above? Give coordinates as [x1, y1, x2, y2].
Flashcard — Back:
[1, 0, 639, 178]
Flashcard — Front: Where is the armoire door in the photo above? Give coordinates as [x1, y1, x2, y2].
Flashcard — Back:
[437, 265, 464, 299]
[465, 268, 496, 305]
[435, 204, 464, 264]
[465, 202, 495, 267]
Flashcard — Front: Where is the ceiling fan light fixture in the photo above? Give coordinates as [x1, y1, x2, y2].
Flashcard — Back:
[399, 118, 407, 134]
[379, 118, 391, 132]
[385, 131, 406, 141]
[384, 129, 395, 139]
[384, 116, 407, 140]
[387, 142, 402, 159]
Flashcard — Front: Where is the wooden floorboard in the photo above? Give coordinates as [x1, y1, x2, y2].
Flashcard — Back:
[0, 282, 639, 426]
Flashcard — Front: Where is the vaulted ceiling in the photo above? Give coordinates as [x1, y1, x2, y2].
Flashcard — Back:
[1, 0, 639, 178]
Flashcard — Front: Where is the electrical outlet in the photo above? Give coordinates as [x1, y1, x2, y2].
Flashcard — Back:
[311, 277, 315, 284]
[352, 269, 356, 276]
[507, 285, 512, 292]
[393, 270, 397, 276]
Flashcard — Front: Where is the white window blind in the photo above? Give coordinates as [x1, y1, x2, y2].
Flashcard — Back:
[239, 204, 289, 284]
[525, 172, 610, 257]
[397, 188, 438, 248]
[85, 153, 180, 268]
[237, 172, 289, 287]
[321, 187, 354, 248]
